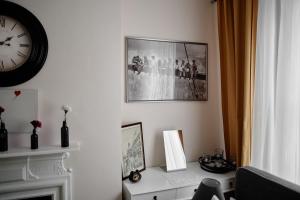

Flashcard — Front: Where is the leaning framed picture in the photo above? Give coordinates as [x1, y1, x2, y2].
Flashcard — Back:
[125, 37, 208, 102]
[121, 122, 146, 180]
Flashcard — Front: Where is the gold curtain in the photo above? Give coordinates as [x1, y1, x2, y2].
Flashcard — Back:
[217, 0, 258, 166]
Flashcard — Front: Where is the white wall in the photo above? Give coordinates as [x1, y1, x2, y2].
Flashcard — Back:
[122, 0, 224, 167]
[3, 0, 223, 199]
[7, 0, 122, 199]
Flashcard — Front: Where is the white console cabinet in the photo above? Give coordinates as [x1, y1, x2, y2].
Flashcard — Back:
[123, 162, 235, 200]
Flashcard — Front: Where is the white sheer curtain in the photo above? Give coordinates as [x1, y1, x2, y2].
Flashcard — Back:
[252, 0, 300, 184]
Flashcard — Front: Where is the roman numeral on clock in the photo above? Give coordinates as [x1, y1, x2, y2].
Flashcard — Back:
[17, 51, 26, 58]
[1, 61, 4, 69]
[11, 23, 17, 31]
[0, 16, 5, 28]
[11, 58, 17, 66]
[17, 32, 26, 38]
[20, 44, 30, 48]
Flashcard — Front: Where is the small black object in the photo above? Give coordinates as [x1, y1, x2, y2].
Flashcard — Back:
[0, 122, 8, 152]
[198, 154, 236, 174]
[31, 129, 38, 149]
[61, 121, 69, 147]
[128, 170, 142, 183]
[192, 178, 225, 200]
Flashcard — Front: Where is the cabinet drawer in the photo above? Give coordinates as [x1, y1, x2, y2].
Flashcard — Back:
[176, 185, 198, 200]
[132, 189, 176, 200]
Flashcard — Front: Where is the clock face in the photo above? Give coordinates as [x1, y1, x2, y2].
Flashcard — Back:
[0, 15, 32, 72]
[0, 0, 48, 87]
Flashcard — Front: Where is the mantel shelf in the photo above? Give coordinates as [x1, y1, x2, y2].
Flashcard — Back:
[0, 142, 80, 159]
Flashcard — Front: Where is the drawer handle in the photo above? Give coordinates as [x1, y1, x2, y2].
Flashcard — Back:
[194, 189, 198, 193]
[153, 195, 157, 200]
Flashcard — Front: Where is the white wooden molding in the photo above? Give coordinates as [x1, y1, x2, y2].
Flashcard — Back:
[0, 142, 80, 159]
[0, 142, 80, 200]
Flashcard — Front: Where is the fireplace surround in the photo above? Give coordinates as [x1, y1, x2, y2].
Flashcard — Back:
[0, 143, 79, 200]
[22, 196, 52, 200]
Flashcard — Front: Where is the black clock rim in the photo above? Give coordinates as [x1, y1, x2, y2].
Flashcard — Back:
[0, 0, 48, 87]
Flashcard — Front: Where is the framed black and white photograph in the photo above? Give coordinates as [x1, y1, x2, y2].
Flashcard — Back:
[125, 37, 208, 102]
[121, 122, 146, 180]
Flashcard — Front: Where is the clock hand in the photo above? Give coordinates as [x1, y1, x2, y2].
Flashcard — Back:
[0, 37, 13, 44]
[5, 36, 13, 42]
[0, 43, 10, 46]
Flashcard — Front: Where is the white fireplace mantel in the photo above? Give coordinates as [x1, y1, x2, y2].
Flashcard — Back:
[0, 142, 80, 200]
[0, 143, 80, 159]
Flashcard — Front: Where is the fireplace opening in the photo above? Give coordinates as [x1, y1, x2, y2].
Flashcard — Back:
[20, 196, 52, 200]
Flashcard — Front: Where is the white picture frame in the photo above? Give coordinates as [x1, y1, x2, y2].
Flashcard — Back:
[0, 89, 38, 134]
[163, 130, 187, 172]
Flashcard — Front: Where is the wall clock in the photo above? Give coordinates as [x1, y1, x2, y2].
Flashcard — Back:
[0, 1, 48, 87]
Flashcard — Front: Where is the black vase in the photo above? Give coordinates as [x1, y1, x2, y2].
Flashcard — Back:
[0, 122, 8, 152]
[31, 129, 38, 149]
[61, 121, 69, 147]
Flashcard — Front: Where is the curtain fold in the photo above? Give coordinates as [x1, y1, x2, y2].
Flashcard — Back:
[252, 0, 300, 184]
[217, 0, 258, 166]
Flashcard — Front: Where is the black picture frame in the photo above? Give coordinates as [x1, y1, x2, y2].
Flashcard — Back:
[0, 0, 48, 87]
[121, 122, 146, 180]
[125, 37, 208, 102]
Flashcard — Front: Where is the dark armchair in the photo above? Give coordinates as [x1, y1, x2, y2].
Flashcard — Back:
[235, 166, 300, 200]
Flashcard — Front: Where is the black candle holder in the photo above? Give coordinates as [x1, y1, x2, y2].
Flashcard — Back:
[31, 129, 38, 149]
[30, 120, 42, 150]
[61, 121, 69, 147]
[0, 122, 8, 152]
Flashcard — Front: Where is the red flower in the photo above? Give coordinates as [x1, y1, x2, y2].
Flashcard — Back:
[31, 120, 42, 128]
[0, 106, 4, 113]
